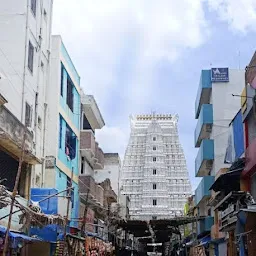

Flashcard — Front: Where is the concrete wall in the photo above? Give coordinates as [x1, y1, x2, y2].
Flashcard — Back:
[94, 153, 121, 196]
[211, 69, 244, 175]
[81, 159, 94, 176]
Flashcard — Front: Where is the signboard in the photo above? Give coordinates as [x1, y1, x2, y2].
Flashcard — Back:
[211, 68, 229, 82]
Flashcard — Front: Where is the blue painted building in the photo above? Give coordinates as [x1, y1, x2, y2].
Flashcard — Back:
[193, 68, 245, 254]
[30, 36, 81, 242]
[194, 70, 215, 222]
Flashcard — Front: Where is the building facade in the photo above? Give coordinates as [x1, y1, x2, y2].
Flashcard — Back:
[42, 35, 81, 227]
[0, 0, 53, 198]
[241, 52, 256, 201]
[194, 68, 244, 243]
[79, 93, 118, 237]
[121, 114, 191, 221]
[95, 153, 121, 196]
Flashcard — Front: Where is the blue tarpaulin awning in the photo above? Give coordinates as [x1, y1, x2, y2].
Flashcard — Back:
[0, 225, 40, 242]
[198, 235, 211, 246]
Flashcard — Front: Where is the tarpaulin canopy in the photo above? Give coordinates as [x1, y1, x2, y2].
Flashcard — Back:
[0, 225, 41, 241]
[210, 169, 242, 192]
[197, 235, 211, 246]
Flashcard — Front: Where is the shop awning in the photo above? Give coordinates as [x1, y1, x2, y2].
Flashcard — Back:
[0, 225, 41, 241]
[209, 168, 243, 193]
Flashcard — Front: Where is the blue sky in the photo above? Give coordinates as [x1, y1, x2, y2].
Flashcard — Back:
[52, 0, 256, 190]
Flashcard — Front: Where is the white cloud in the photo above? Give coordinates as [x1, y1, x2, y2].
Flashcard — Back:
[52, 0, 209, 110]
[95, 126, 128, 160]
[207, 0, 256, 32]
[52, 1, 256, 189]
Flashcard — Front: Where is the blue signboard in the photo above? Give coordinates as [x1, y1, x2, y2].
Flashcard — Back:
[211, 68, 229, 82]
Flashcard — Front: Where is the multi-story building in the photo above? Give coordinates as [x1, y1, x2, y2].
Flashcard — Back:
[194, 68, 244, 238]
[241, 52, 256, 200]
[32, 35, 81, 229]
[121, 114, 191, 221]
[0, 0, 53, 231]
[95, 153, 121, 196]
[79, 93, 117, 236]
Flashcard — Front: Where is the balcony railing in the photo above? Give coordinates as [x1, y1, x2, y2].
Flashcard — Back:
[195, 139, 214, 177]
[80, 130, 104, 169]
[80, 130, 96, 165]
[195, 104, 213, 147]
[195, 176, 214, 206]
[79, 176, 104, 206]
[0, 105, 39, 164]
[195, 70, 212, 119]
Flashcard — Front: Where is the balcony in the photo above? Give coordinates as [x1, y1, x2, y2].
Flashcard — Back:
[195, 70, 212, 119]
[79, 175, 104, 206]
[0, 105, 40, 164]
[81, 93, 105, 130]
[195, 139, 214, 177]
[80, 130, 96, 165]
[95, 142, 104, 169]
[79, 175, 95, 198]
[195, 176, 214, 206]
[194, 104, 213, 147]
[197, 216, 214, 235]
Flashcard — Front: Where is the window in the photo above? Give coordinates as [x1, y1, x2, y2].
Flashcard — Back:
[153, 169, 156, 175]
[152, 216, 157, 220]
[43, 9, 47, 19]
[153, 137, 156, 141]
[31, 0, 36, 16]
[41, 61, 44, 71]
[25, 102, 32, 127]
[35, 175, 40, 186]
[153, 183, 156, 190]
[38, 116, 42, 129]
[81, 161, 84, 174]
[59, 117, 62, 148]
[60, 63, 64, 96]
[153, 199, 157, 206]
[153, 157, 156, 162]
[153, 146, 156, 151]
[65, 125, 76, 160]
[28, 41, 34, 73]
[66, 77, 74, 111]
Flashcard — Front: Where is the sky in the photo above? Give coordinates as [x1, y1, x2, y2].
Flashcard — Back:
[52, 0, 256, 191]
